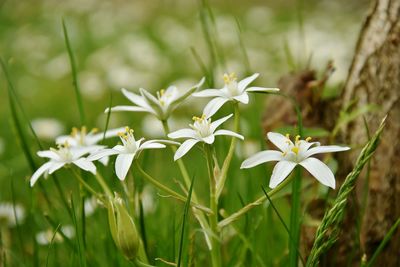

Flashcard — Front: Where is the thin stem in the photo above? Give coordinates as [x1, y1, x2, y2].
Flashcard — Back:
[205, 144, 221, 267]
[216, 102, 240, 199]
[289, 167, 302, 267]
[71, 169, 103, 201]
[218, 175, 294, 229]
[94, 172, 113, 198]
[134, 162, 211, 214]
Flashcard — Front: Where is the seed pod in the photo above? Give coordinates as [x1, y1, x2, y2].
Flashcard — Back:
[107, 194, 139, 260]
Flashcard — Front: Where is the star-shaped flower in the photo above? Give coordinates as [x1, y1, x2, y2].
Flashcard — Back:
[30, 143, 99, 186]
[88, 127, 178, 181]
[241, 132, 350, 189]
[168, 114, 244, 160]
[106, 78, 205, 120]
[193, 73, 279, 117]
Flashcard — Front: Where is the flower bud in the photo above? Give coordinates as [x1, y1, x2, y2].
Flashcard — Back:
[107, 194, 139, 260]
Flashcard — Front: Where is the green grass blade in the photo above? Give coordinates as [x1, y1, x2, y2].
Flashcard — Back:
[262, 186, 305, 266]
[177, 175, 195, 267]
[234, 17, 251, 74]
[62, 18, 85, 125]
[306, 117, 386, 267]
[45, 224, 61, 267]
[70, 195, 86, 267]
[366, 217, 400, 267]
[102, 93, 113, 143]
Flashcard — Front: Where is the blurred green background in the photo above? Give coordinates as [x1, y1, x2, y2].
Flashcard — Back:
[0, 0, 369, 266]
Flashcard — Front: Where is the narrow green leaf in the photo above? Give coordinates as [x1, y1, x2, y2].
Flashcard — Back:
[62, 18, 85, 125]
[177, 175, 195, 267]
[366, 217, 400, 267]
[45, 224, 61, 267]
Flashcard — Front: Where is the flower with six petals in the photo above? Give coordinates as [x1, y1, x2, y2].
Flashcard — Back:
[193, 73, 279, 117]
[168, 114, 244, 161]
[241, 132, 350, 189]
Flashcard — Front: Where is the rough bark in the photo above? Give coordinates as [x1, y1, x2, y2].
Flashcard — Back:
[334, 0, 400, 265]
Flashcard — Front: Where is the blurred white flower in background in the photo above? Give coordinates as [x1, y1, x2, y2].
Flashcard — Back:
[0, 202, 25, 227]
[36, 225, 75, 245]
[84, 196, 98, 217]
[43, 53, 70, 80]
[79, 71, 106, 100]
[135, 185, 157, 216]
[31, 118, 65, 141]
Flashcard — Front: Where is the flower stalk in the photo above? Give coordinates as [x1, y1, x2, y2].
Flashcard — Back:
[216, 102, 240, 199]
[205, 144, 221, 267]
[134, 161, 212, 214]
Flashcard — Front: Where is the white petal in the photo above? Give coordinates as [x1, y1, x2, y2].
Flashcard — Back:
[139, 88, 159, 106]
[48, 162, 66, 174]
[238, 73, 259, 92]
[299, 157, 336, 189]
[73, 158, 97, 175]
[267, 132, 293, 152]
[72, 145, 105, 158]
[121, 88, 149, 108]
[140, 141, 166, 150]
[99, 156, 109, 166]
[174, 139, 199, 161]
[202, 135, 215, 144]
[115, 153, 135, 180]
[193, 89, 224, 98]
[88, 149, 120, 161]
[203, 97, 230, 118]
[30, 162, 53, 186]
[37, 150, 60, 161]
[246, 87, 280, 93]
[168, 128, 197, 139]
[269, 161, 297, 188]
[210, 113, 233, 132]
[214, 129, 244, 140]
[304, 145, 350, 158]
[105, 105, 150, 113]
[241, 150, 283, 169]
[233, 92, 249, 104]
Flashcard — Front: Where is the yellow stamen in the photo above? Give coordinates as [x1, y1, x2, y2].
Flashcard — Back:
[223, 72, 237, 84]
[71, 127, 78, 137]
[291, 147, 299, 154]
[295, 135, 300, 142]
[306, 137, 312, 142]
[91, 128, 99, 134]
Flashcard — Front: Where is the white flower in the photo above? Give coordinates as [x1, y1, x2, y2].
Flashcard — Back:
[193, 73, 279, 117]
[30, 143, 99, 187]
[56, 126, 124, 165]
[241, 132, 350, 189]
[31, 118, 65, 140]
[0, 202, 25, 227]
[105, 78, 205, 120]
[168, 114, 244, 161]
[88, 127, 178, 181]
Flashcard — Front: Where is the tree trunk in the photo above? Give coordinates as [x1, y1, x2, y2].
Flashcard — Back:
[333, 0, 400, 265]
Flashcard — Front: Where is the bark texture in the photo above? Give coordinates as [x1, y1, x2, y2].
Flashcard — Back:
[335, 0, 400, 265]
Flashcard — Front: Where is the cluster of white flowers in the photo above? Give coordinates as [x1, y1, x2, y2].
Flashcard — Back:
[30, 72, 349, 190]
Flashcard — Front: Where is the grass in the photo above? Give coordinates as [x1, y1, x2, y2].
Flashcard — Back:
[1, 1, 392, 267]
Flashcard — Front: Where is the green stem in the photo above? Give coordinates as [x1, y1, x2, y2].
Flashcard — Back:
[218, 175, 294, 229]
[94, 172, 113, 198]
[205, 144, 221, 267]
[71, 169, 102, 200]
[216, 102, 240, 199]
[289, 167, 302, 267]
[135, 162, 211, 214]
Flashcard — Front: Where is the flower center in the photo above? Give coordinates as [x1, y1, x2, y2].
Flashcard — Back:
[282, 134, 312, 162]
[223, 72, 240, 96]
[190, 115, 212, 138]
[118, 127, 137, 152]
[51, 142, 73, 162]
[71, 126, 98, 146]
